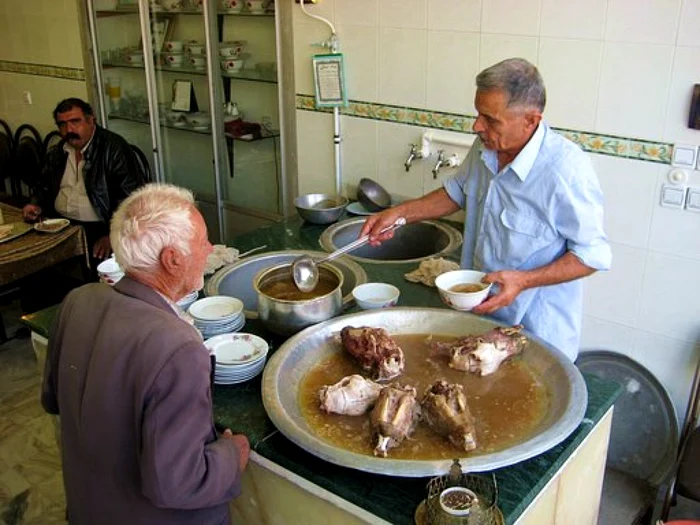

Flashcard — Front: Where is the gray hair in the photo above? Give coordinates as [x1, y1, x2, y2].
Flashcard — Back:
[476, 58, 546, 112]
[111, 183, 196, 274]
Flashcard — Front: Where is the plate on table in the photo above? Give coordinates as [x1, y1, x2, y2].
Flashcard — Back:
[0, 222, 32, 244]
[189, 296, 244, 321]
[346, 202, 375, 216]
[206, 333, 269, 365]
[34, 218, 71, 233]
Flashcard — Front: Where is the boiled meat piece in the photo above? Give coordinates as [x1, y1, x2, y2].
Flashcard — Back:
[434, 325, 527, 376]
[340, 326, 405, 381]
[421, 381, 477, 451]
[318, 374, 383, 416]
[370, 384, 420, 457]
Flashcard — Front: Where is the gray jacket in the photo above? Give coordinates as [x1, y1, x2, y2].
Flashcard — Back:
[42, 277, 242, 525]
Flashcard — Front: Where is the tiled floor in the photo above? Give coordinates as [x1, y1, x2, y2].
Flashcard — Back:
[0, 302, 65, 525]
[1, 297, 700, 525]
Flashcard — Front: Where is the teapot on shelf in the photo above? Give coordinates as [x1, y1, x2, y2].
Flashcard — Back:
[223, 101, 242, 122]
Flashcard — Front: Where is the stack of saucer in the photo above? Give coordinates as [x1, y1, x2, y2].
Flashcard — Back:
[176, 290, 199, 312]
[188, 296, 245, 338]
[206, 333, 269, 385]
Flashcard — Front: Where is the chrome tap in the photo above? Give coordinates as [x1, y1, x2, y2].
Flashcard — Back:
[432, 150, 446, 179]
[432, 150, 459, 179]
[404, 143, 423, 171]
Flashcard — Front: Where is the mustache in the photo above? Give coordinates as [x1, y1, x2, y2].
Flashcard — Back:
[65, 133, 80, 140]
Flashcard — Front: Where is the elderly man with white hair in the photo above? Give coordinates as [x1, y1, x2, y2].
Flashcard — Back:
[42, 183, 250, 525]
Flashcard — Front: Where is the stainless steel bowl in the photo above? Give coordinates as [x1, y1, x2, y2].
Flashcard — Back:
[254, 262, 344, 335]
[357, 178, 391, 212]
[294, 193, 349, 225]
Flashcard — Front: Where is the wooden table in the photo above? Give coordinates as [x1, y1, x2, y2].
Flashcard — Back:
[0, 203, 89, 286]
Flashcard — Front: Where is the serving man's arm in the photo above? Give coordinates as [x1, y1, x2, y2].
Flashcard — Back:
[359, 188, 460, 244]
[472, 252, 595, 314]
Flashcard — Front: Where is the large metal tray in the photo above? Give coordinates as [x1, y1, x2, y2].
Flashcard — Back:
[205, 250, 367, 319]
[262, 308, 588, 477]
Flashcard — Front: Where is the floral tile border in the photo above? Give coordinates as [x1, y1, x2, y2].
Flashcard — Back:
[296, 94, 673, 165]
[0, 61, 85, 82]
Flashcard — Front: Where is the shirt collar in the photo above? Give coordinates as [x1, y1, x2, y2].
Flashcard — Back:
[509, 122, 545, 182]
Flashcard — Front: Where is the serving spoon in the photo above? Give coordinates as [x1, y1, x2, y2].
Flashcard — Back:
[291, 217, 406, 293]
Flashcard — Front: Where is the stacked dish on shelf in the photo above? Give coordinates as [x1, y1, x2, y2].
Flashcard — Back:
[188, 296, 245, 338]
[207, 333, 269, 385]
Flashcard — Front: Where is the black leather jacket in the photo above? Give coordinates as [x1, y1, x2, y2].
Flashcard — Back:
[35, 125, 145, 234]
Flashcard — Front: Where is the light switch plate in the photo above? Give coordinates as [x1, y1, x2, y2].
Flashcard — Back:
[672, 144, 697, 168]
[660, 184, 686, 209]
[686, 187, 700, 213]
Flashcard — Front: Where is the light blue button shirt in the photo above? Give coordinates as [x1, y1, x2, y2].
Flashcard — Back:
[443, 122, 611, 360]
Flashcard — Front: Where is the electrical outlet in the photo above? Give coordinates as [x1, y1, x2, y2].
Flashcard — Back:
[22, 91, 32, 105]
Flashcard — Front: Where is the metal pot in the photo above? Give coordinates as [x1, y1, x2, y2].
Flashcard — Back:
[254, 263, 344, 336]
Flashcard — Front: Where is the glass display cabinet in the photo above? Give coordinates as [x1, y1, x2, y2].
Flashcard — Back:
[84, 0, 295, 242]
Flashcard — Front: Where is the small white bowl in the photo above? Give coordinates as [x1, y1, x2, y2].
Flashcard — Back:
[352, 283, 400, 310]
[97, 257, 125, 286]
[439, 487, 479, 516]
[434, 270, 491, 311]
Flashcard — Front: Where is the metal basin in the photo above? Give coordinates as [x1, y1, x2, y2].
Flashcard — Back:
[320, 218, 462, 263]
[262, 308, 587, 477]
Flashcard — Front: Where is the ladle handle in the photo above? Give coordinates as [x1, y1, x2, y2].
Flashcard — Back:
[319, 217, 406, 264]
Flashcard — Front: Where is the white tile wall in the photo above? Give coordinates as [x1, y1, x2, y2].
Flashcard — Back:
[481, 0, 541, 36]
[591, 154, 658, 249]
[292, 22, 333, 95]
[638, 251, 700, 342]
[427, 0, 482, 33]
[678, 0, 700, 46]
[379, 0, 427, 30]
[478, 34, 539, 70]
[663, 46, 700, 144]
[648, 168, 700, 260]
[583, 242, 647, 327]
[580, 316, 639, 357]
[596, 42, 674, 139]
[539, 0, 607, 40]
[426, 31, 479, 114]
[538, 38, 603, 130]
[292, 0, 335, 26]
[378, 28, 427, 107]
[377, 121, 425, 199]
[335, 0, 378, 27]
[340, 116, 378, 197]
[604, 0, 682, 45]
[295, 110, 335, 195]
[337, 24, 379, 102]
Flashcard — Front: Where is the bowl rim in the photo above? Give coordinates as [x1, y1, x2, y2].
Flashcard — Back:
[351, 282, 400, 303]
[294, 193, 349, 212]
[435, 269, 491, 295]
[253, 262, 345, 304]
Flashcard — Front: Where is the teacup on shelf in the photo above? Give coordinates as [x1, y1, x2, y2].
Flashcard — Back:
[164, 40, 184, 53]
[220, 57, 245, 74]
[163, 53, 184, 67]
[219, 40, 246, 58]
[189, 55, 206, 69]
[246, 0, 265, 13]
[185, 112, 211, 130]
[220, 0, 244, 12]
[126, 52, 144, 65]
[185, 41, 205, 55]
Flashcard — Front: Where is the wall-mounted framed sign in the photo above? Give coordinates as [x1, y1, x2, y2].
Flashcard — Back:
[312, 53, 348, 108]
[171, 80, 198, 112]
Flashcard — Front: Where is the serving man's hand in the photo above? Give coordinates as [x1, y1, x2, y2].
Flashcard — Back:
[93, 235, 112, 259]
[359, 208, 406, 246]
[471, 270, 528, 315]
[222, 429, 251, 473]
[22, 204, 42, 222]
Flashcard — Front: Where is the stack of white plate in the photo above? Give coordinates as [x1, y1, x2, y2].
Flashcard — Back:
[206, 333, 269, 385]
[176, 290, 200, 311]
[188, 296, 245, 338]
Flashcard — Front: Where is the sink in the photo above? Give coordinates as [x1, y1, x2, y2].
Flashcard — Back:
[319, 218, 462, 263]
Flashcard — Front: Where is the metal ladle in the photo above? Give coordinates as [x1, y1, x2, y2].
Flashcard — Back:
[292, 217, 406, 293]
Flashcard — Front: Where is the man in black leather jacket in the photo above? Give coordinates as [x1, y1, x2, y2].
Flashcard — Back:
[23, 98, 146, 268]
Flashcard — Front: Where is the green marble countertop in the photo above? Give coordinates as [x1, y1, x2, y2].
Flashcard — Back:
[22, 216, 623, 525]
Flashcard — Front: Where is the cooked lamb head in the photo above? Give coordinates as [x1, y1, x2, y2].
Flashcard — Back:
[340, 326, 405, 381]
[421, 381, 477, 451]
[370, 384, 420, 457]
[441, 325, 527, 376]
[318, 374, 383, 416]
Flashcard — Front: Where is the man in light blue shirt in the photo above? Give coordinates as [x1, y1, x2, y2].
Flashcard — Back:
[361, 58, 611, 361]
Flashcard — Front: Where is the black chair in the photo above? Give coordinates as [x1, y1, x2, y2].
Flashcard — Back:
[0, 119, 14, 200]
[130, 143, 153, 184]
[42, 130, 63, 158]
[11, 124, 43, 205]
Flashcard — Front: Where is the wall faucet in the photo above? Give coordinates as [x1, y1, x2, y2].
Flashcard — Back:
[432, 150, 459, 179]
[404, 143, 424, 171]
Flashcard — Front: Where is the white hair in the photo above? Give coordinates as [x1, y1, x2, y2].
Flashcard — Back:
[111, 183, 196, 274]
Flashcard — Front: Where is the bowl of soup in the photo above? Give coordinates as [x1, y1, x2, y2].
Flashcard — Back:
[434, 269, 491, 311]
[254, 262, 344, 335]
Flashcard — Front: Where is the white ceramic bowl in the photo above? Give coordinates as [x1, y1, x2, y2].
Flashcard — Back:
[434, 269, 491, 311]
[97, 257, 125, 286]
[352, 283, 400, 310]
